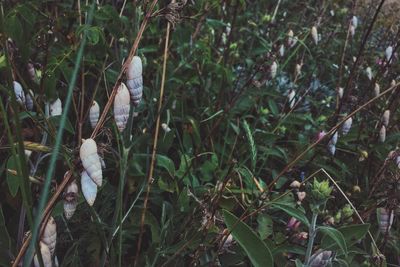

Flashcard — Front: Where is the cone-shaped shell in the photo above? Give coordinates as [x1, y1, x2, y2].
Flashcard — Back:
[337, 87, 344, 99]
[25, 90, 34, 111]
[379, 125, 386, 142]
[341, 117, 352, 135]
[377, 208, 394, 233]
[382, 110, 390, 127]
[270, 61, 278, 79]
[13, 81, 25, 105]
[366, 67, 372, 80]
[80, 138, 102, 186]
[374, 83, 380, 97]
[311, 26, 318, 45]
[385, 46, 393, 62]
[64, 180, 78, 219]
[50, 98, 62, 116]
[89, 101, 100, 129]
[351, 16, 358, 29]
[330, 131, 338, 145]
[279, 44, 285, 57]
[113, 83, 130, 132]
[126, 77, 143, 106]
[288, 90, 295, 108]
[34, 242, 52, 267]
[127, 56, 142, 80]
[287, 29, 294, 46]
[42, 216, 56, 256]
[328, 143, 336, 156]
[81, 170, 97, 206]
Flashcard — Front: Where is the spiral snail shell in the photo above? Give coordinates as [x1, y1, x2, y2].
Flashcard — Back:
[382, 110, 390, 127]
[81, 170, 97, 206]
[374, 83, 380, 97]
[311, 26, 318, 45]
[80, 138, 102, 186]
[34, 242, 52, 267]
[270, 61, 278, 79]
[366, 67, 372, 81]
[341, 117, 352, 135]
[42, 216, 57, 256]
[13, 81, 25, 105]
[113, 83, 131, 132]
[379, 125, 386, 143]
[385, 46, 393, 62]
[126, 56, 143, 106]
[50, 98, 62, 116]
[25, 90, 34, 111]
[64, 179, 78, 219]
[89, 100, 100, 129]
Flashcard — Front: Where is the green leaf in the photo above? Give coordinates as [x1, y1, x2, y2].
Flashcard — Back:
[257, 213, 273, 239]
[156, 154, 175, 177]
[271, 202, 310, 227]
[318, 226, 348, 257]
[223, 210, 273, 267]
[321, 224, 370, 251]
[6, 155, 22, 197]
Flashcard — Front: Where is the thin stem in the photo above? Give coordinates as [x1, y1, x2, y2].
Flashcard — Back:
[304, 212, 318, 265]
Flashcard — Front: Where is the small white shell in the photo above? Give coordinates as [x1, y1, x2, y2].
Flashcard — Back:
[13, 81, 25, 105]
[89, 101, 100, 129]
[295, 64, 302, 77]
[330, 131, 338, 145]
[288, 90, 295, 108]
[349, 25, 355, 37]
[270, 61, 278, 79]
[113, 83, 131, 132]
[351, 16, 358, 29]
[309, 250, 333, 267]
[374, 83, 380, 97]
[127, 56, 142, 80]
[337, 87, 344, 99]
[366, 67, 373, 80]
[42, 216, 56, 256]
[341, 117, 352, 135]
[279, 44, 285, 57]
[379, 125, 386, 143]
[287, 30, 294, 46]
[50, 98, 62, 116]
[80, 139, 102, 186]
[34, 242, 52, 267]
[127, 56, 143, 106]
[377, 208, 394, 233]
[64, 179, 78, 219]
[25, 90, 34, 111]
[382, 110, 390, 127]
[161, 123, 171, 133]
[25, 149, 32, 158]
[385, 46, 393, 62]
[81, 170, 97, 206]
[328, 143, 336, 156]
[311, 26, 318, 45]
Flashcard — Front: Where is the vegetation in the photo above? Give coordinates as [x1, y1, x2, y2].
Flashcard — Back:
[0, 0, 399, 266]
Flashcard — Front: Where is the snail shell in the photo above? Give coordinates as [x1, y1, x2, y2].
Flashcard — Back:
[80, 138, 102, 186]
[34, 242, 52, 267]
[288, 90, 295, 108]
[309, 250, 333, 267]
[295, 64, 302, 77]
[366, 67, 372, 80]
[81, 170, 97, 206]
[50, 98, 62, 116]
[385, 46, 393, 62]
[126, 56, 143, 106]
[374, 83, 380, 97]
[328, 143, 336, 156]
[64, 179, 78, 219]
[113, 83, 131, 132]
[13, 81, 25, 105]
[270, 61, 278, 79]
[25, 90, 34, 111]
[382, 110, 390, 127]
[379, 125, 386, 143]
[337, 87, 344, 99]
[351, 16, 358, 29]
[377, 208, 394, 233]
[311, 26, 318, 45]
[287, 29, 294, 47]
[279, 44, 285, 57]
[89, 100, 100, 129]
[341, 117, 352, 135]
[350, 25, 355, 37]
[42, 216, 57, 256]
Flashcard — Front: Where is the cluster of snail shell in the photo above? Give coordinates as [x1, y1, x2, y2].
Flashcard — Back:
[34, 216, 57, 267]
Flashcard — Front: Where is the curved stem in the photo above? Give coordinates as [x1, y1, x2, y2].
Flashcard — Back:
[304, 212, 318, 266]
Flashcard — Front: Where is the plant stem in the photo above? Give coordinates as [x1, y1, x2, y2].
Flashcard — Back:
[304, 212, 318, 266]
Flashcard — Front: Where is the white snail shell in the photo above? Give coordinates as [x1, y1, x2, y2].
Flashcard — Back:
[374, 83, 380, 97]
[311, 26, 318, 45]
[379, 125, 386, 143]
[126, 56, 143, 106]
[64, 179, 78, 219]
[351, 16, 358, 29]
[161, 123, 171, 133]
[25, 90, 34, 111]
[377, 208, 394, 233]
[80, 138, 102, 186]
[279, 44, 285, 57]
[81, 170, 97, 206]
[13, 81, 25, 105]
[349, 25, 355, 37]
[113, 83, 131, 132]
[34, 242, 52, 267]
[270, 61, 278, 79]
[385, 46, 393, 62]
[288, 90, 295, 108]
[50, 98, 62, 116]
[42, 216, 57, 256]
[337, 87, 344, 99]
[382, 110, 390, 127]
[341, 117, 352, 135]
[309, 250, 333, 267]
[366, 67, 373, 80]
[287, 29, 294, 47]
[89, 101, 100, 129]
[295, 64, 302, 77]
[328, 143, 336, 156]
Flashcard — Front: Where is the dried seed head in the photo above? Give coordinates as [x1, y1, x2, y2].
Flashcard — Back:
[81, 170, 97, 206]
[341, 117, 352, 135]
[50, 98, 62, 116]
[13, 81, 25, 105]
[382, 110, 390, 127]
[366, 67, 373, 80]
[114, 83, 131, 132]
[385, 46, 393, 62]
[379, 125, 386, 143]
[42, 216, 56, 256]
[288, 90, 295, 108]
[34, 242, 52, 267]
[311, 26, 318, 45]
[126, 56, 143, 106]
[337, 87, 344, 99]
[25, 90, 34, 111]
[374, 83, 380, 97]
[377, 208, 394, 233]
[270, 61, 278, 79]
[64, 179, 78, 219]
[80, 138, 102, 186]
[89, 100, 100, 129]
[279, 44, 285, 57]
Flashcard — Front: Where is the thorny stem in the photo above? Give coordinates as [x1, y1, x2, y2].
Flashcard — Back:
[134, 8, 171, 266]
[304, 212, 318, 266]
